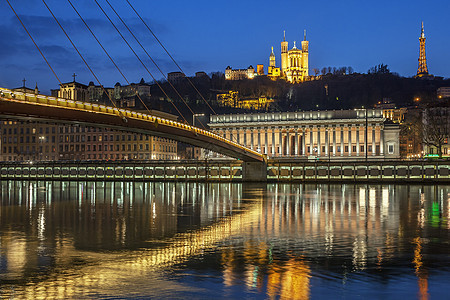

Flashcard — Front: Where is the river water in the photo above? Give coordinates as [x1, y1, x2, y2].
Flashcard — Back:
[0, 181, 449, 299]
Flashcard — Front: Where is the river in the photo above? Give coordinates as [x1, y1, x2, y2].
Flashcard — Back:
[0, 181, 449, 299]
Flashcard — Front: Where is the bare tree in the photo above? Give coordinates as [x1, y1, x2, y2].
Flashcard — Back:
[423, 107, 450, 158]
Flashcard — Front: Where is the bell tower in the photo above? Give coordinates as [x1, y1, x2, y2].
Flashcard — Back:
[281, 31, 288, 76]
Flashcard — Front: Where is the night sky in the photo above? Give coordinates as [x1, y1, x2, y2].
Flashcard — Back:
[0, 0, 449, 94]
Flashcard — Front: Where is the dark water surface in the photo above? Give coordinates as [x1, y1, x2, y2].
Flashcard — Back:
[0, 181, 449, 299]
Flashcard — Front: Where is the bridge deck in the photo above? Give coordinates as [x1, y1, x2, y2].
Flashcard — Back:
[0, 87, 264, 162]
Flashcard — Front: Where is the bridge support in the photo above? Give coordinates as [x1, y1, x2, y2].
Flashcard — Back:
[242, 161, 267, 182]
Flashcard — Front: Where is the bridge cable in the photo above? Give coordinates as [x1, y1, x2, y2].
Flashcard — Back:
[126, 0, 218, 117]
[126, 0, 242, 144]
[104, 0, 207, 129]
[41, 0, 122, 114]
[93, 0, 189, 124]
[67, 0, 153, 115]
[5, 0, 62, 86]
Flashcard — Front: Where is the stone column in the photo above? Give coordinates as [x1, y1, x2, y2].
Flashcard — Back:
[243, 130, 247, 148]
[295, 129, 298, 156]
[333, 127, 336, 156]
[264, 130, 268, 155]
[279, 128, 283, 156]
[250, 128, 254, 150]
[372, 125, 376, 156]
[348, 127, 352, 156]
[286, 131, 290, 156]
[325, 128, 329, 157]
[317, 127, 321, 156]
[380, 125, 384, 155]
[272, 128, 276, 157]
[302, 128, 306, 156]
[356, 127, 360, 156]
[340, 127, 344, 156]
[257, 129, 261, 153]
[310, 127, 313, 155]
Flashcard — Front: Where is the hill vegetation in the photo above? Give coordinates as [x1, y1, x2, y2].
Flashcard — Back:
[144, 67, 450, 117]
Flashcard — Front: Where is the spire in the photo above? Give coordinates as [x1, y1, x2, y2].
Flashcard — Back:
[283, 30, 286, 42]
[293, 41, 296, 49]
[304, 29, 306, 41]
[421, 21, 425, 38]
[271, 46, 274, 54]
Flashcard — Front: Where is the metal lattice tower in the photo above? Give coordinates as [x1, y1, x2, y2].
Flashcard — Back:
[417, 22, 429, 76]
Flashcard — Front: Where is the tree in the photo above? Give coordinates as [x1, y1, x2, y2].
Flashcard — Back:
[368, 64, 390, 74]
[422, 107, 449, 158]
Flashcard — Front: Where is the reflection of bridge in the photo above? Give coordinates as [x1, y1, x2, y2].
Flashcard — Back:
[0, 183, 266, 299]
[0, 87, 264, 165]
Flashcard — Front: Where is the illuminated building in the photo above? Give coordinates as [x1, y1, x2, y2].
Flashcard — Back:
[225, 65, 255, 80]
[225, 30, 309, 83]
[280, 30, 309, 83]
[53, 80, 89, 101]
[267, 47, 281, 79]
[256, 64, 265, 75]
[216, 90, 273, 111]
[209, 109, 401, 159]
[0, 117, 178, 162]
[216, 90, 239, 107]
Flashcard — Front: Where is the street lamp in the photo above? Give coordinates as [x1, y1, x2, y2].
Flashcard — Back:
[192, 113, 205, 127]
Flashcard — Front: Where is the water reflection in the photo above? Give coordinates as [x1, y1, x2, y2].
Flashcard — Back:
[0, 182, 449, 299]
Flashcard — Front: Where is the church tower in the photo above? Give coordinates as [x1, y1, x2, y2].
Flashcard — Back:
[301, 30, 309, 78]
[269, 46, 276, 67]
[281, 31, 288, 76]
[416, 22, 429, 77]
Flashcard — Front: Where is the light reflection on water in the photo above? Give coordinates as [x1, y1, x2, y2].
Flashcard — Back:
[0, 181, 449, 299]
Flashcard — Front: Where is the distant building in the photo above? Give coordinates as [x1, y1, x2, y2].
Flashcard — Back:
[209, 109, 400, 160]
[256, 64, 265, 76]
[52, 81, 89, 101]
[225, 66, 255, 80]
[195, 71, 208, 78]
[216, 90, 239, 107]
[0, 118, 178, 162]
[51, 78, 150, 108]
[375, 99, 406, 123]
[167, 72, 186, 84]
[437, 87, 450, 99]
[422, 107, 450, 158]
[225, 30, 309, 83]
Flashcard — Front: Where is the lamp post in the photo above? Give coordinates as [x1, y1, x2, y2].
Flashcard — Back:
[192, 113, 205, 127]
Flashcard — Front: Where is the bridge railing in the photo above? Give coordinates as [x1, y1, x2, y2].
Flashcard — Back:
[0, 87, 263, 159]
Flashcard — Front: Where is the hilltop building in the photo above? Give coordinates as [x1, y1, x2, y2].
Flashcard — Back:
[225, 66, 255, 80]
[226, 30, 309, 83]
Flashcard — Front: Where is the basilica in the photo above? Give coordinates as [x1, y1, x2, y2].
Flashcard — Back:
[225, 31, 309, 83]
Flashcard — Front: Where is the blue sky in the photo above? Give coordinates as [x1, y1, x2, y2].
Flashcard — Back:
[0, 0, 449, 94]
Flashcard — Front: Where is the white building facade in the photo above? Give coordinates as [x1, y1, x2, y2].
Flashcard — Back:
[209, 109, 400, 160]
